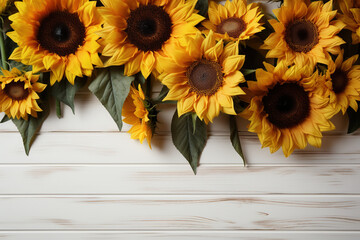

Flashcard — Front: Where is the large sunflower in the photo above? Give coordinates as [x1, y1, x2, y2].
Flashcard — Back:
[323, 50, 360, 114]
[202, 0, 264, 42]
[0, 68, 46, 120]
[122, 84, 155, 148]
[158, 31, 246, 124]
[7, 0, 103, 85]
[337, 0, 360, 44]
[262, 0, 345, 67]
[241, 62, 336, 157]
[97, 0, 204, 79]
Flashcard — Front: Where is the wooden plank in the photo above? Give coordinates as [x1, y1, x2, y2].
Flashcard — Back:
[0, 133, 359, 165]
[0, 165, 359, 194]
[0, 196, 359, 230]
[0, 231, 359, 240]
[0, 94, 351, 135]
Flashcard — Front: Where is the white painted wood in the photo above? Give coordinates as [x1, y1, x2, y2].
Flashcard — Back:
[0, 231, 359, 240]
[0, 133, 359, 165]
[0, 165, 358, 194]
[0, 196, 359, 230]
[0, 1, 359, 239]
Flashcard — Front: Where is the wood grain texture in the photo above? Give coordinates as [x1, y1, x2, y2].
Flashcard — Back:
[0, 165, 358, 194]
[0, 196, 359, 230]
[0, 231, 359, 240]
[0, 133, 359, 165]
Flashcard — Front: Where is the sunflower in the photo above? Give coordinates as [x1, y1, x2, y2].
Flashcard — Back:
[241, 62, 336, 157]
[261, 0, 345, 67]
[122, 84, 155, 148]
[158, 31, 246, 124]
[323, 50, 360, 114]
[337, 0, 360, 44]
[0, 68, 46, 120]
[97, 0, 204, 79]
[7, 0, 103, 85]
[202, 0, 264, 42]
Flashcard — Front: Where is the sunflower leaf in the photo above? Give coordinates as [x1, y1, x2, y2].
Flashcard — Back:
[89, 67, 135, 131]
[195, 0, 208, 17]
[229, 115, 246, 166]
[347, 101, 360, 133]
[50, 77, 87, 114]
[1, 115, 10, 123]
[171, 111, 207, 174]
[11, 101, 50, 155]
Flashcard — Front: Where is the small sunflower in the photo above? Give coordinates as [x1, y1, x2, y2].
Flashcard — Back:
[0, 0, 8, 13]
[97, 0, 204, 79]
[338, 0, 360, 44]
[122, 84, 156, 148]
[241, 62, 335, 157]
[7, 0, 103, 85]
[323, 50, 360, 114]
[202, 0, 264, 41]
[0, 68, 46, 120]
[262, 0, 345, 67]
[158, 31, 246, 124]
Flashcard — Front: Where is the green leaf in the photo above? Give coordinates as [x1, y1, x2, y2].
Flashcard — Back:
[347, 101, 360, 133]
[229, 115, 246, 166]
[242, 69, 256, 76]
[88, 66, 135, 131]
[12, 101, 50, 155]
[155, 85, 170, 103]
[50, 77, 87, 114]
[1, 115, 10, 123]
[195, 0, 208, 17]
[171, 111, 207, 174]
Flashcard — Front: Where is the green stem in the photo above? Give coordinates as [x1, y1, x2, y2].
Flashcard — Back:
[56, 99, 62, 119]
[0, 21, 8, 71]
[145, 75, 152, 99]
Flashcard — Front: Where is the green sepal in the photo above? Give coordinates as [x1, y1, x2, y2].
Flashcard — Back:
[171, 111, 207, 174]
[50, 76, 87, 114]
[88, 66, 135, 131]
[347, 101, 360, 134]
[1, 115, 10, 123]
[195, 0, 208, 17]
[229, 115, 246, 166]
[11, 100, 50, 155]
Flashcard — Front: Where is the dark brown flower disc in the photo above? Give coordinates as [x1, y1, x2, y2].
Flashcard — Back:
[126, 5, 172, 51]
[331, 70, 349, 94]
[4, 81, 29, 100]
[37, 11, 86, 56]
[262, 82, 310, 129]
[216, 17, 246, 38]
[187, 59, 223, 96]
[285, 19, 319, 53]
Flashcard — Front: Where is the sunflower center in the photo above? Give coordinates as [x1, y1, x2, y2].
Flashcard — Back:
[187, 59, 223, 96]
[331, 70, 349, 94]
[4, 81, 29, 101]
[126, 5, 172, 51]
[217, 17, 246, 38]
[37, 11, 86, 56]
[285, 19, 319, 53]
[262, 82, 310, 129]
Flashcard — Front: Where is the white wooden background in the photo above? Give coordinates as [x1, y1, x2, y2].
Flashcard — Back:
[0, 1, 360, 239]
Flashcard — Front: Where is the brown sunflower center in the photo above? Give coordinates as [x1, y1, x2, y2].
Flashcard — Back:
[216, 17, 246, 38]
[331, 70, 349, 94]
[37, 11, 86, 56]
[4, 81, 29, 101]
[262, 82, 310, 129]
[285, 19, 319, 53]
[186, 59, 223, 96]
[126, 5, 172, 51]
